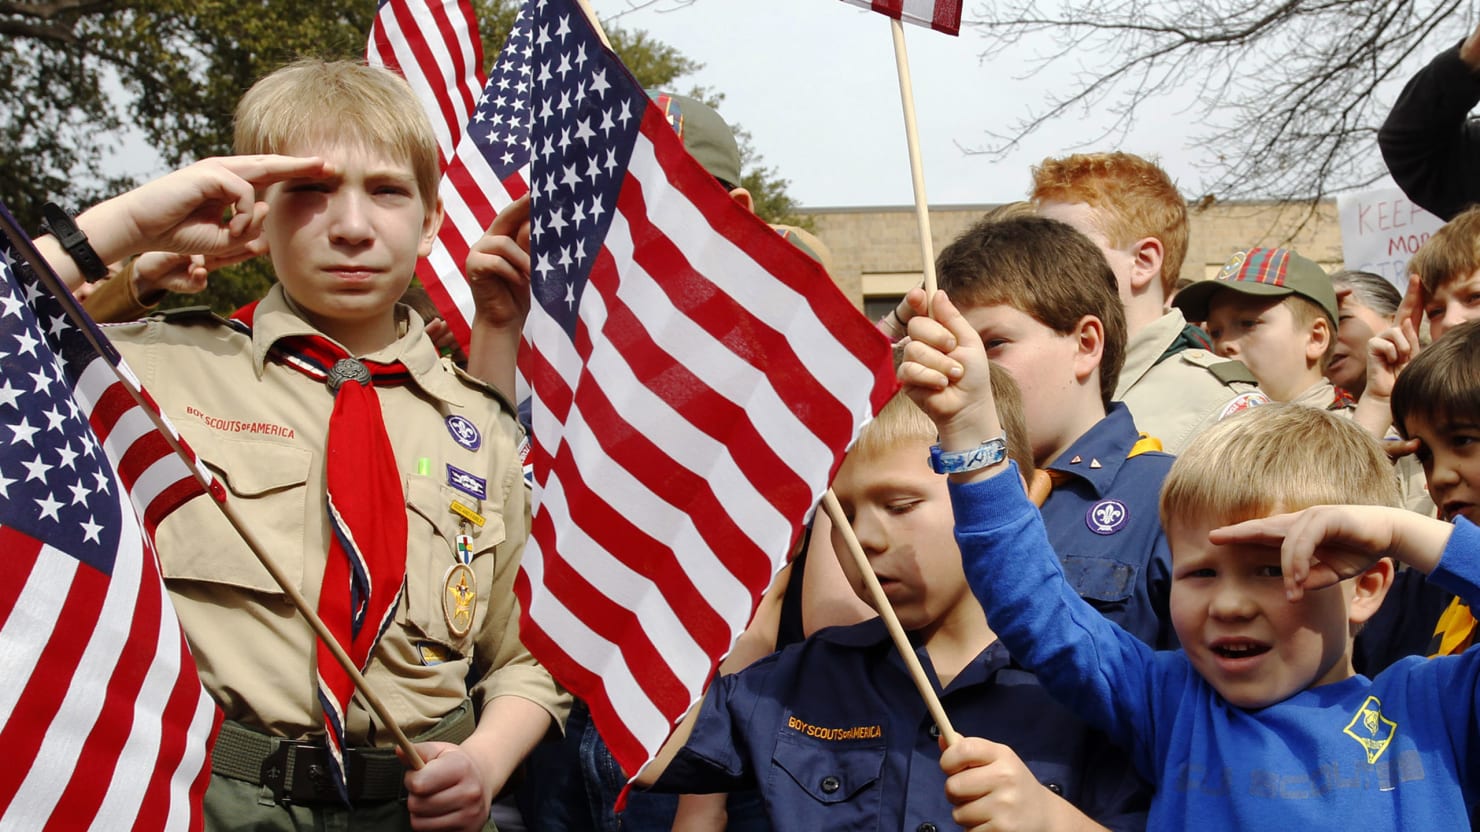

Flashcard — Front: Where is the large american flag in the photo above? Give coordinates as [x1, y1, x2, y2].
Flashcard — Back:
[368, 0, 529, 349]
[0, 208, 220, 829]
[839, 0, 963, 35]
[512, 0, 897, 780]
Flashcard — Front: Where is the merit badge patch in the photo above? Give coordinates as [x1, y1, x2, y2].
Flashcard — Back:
[1218, 391, 1271, 421]
[1343, 695, 1397, 764]
[1086, 499, 1129, 535]
[445, 414, 481, 450]
[446, 464, 487, 500]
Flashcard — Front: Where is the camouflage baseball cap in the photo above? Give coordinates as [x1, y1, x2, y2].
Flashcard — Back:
[652, 91, 742, 188]
[1173, 247, 1338, 325]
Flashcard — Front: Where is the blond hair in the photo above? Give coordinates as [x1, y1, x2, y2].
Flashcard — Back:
[1160, 403, 1398, 528]
[1030, 152, 1189, 295]
[850, 365, 1035, 479]
[1410, 206, 1480, 296]
[234, 59, 440, 212]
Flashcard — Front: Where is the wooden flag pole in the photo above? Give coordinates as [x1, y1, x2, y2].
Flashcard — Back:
[1, 222, 426, 771]
[890, 17, 940, 301]
[576, 0, 613, 48]
[822, 489, 959, 746]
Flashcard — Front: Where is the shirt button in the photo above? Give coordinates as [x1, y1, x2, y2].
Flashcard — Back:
[917, 824, 938, 832]
[928, 724, 941, 739]
[1046, 782, 1064, 795]
[820, 775, 841, 794]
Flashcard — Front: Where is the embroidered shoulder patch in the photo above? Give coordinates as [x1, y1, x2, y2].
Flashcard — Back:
[1218, 391, 1271, 421]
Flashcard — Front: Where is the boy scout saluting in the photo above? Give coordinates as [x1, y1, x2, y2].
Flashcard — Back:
[35, 60, 566, 830]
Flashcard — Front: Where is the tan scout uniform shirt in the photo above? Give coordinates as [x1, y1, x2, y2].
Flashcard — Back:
[109, 285, 568, 744]
[1289, 379, 1352, 413]
[1115, 309, 1265, 455]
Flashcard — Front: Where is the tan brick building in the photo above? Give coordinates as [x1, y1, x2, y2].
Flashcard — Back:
[801, 200, 1342, 318]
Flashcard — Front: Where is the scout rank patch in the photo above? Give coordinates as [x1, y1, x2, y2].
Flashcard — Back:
[443, 500, 484, 638]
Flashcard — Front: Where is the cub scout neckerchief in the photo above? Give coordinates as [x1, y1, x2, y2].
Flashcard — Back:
[1429, 598, 1476, 658]
[233, 302, 410, 801]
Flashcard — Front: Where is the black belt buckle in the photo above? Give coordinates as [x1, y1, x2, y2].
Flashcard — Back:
[258, 741, 340, 805]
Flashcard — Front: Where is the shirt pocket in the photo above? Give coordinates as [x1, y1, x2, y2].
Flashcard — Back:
[157, 424, 311, 593]
[1061, 554, 1136, 605]
[401, 474, 507, 654]
[768, 727, 885, 823]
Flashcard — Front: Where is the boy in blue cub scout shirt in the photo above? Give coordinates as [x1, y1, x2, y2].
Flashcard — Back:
[936, 215, 1176, 648]
[900, 290, 1480, 827]
[634, 384, 1150, 831]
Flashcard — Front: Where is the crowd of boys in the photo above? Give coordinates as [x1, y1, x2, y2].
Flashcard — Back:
[21, 20, 1480, 830]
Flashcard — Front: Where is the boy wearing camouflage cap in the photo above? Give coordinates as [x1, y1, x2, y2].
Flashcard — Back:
[1174, 247, 1348, 410]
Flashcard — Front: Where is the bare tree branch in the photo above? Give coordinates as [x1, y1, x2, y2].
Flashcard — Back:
[965, 0, 1473, 205]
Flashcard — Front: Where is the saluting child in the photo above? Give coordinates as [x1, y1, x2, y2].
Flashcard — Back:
[902, 288, 1480, 828]
[35, 59, 566, 830]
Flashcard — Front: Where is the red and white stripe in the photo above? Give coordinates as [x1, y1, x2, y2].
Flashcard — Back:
[368, 0, 503, 347]
[515, 104, 896, 775]
[367, 0, 485, 168]
[77, 359, 218, 535]
[839, 0, 963, 35]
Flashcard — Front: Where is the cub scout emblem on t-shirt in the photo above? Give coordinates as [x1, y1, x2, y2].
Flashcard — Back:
[1343, 695, 1397, 764]
[1086, 499, 1129, 535]
[446, 464, 487, 500]
[445, 414, 481, 450]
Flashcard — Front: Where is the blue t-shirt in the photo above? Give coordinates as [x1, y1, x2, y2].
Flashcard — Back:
[653, 618, 1149, 831]
[1040, 403, 1176, 648]
[954, 466, 1480, 828]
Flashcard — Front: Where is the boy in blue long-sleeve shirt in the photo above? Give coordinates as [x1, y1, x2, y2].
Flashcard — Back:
[902, 290, 1480, 829]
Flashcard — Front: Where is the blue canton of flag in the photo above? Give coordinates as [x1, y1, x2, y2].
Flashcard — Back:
[512, 0, 897, 788]
[0, 249, 121, 571]
[526, 8, 629, 339]
[0, 205, 218, 828]
[471, 5, 535, 182]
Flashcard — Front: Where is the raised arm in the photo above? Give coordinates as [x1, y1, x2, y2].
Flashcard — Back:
[899, 291, 1162, 763]
[463, 195, 533, 401]
[1378, 25, 1480, 220]
[34, 155, 329, 290]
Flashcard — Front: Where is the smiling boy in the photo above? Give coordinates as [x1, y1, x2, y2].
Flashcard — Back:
[901, 291, 1480, 826]
[34, 60, 565, 830]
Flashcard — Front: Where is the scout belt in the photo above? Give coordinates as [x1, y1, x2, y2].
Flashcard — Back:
[210, 700, 475, 805]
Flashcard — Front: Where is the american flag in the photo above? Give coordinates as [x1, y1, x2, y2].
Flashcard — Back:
[368, 0, 530, 349]
[512, 0, 897, 780]
[0, 208, 220, 829]
[839, 0, 963, 35]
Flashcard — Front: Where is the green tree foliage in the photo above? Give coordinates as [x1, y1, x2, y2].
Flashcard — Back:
[1, 0, 802, 312]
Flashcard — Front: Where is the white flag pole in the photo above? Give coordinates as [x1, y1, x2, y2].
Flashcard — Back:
[891, 17, 940, 301]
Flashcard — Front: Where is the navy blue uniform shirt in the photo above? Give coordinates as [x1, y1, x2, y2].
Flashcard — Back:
[652, 618, 1150, 831]
[1040, 403, 1176, 649]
